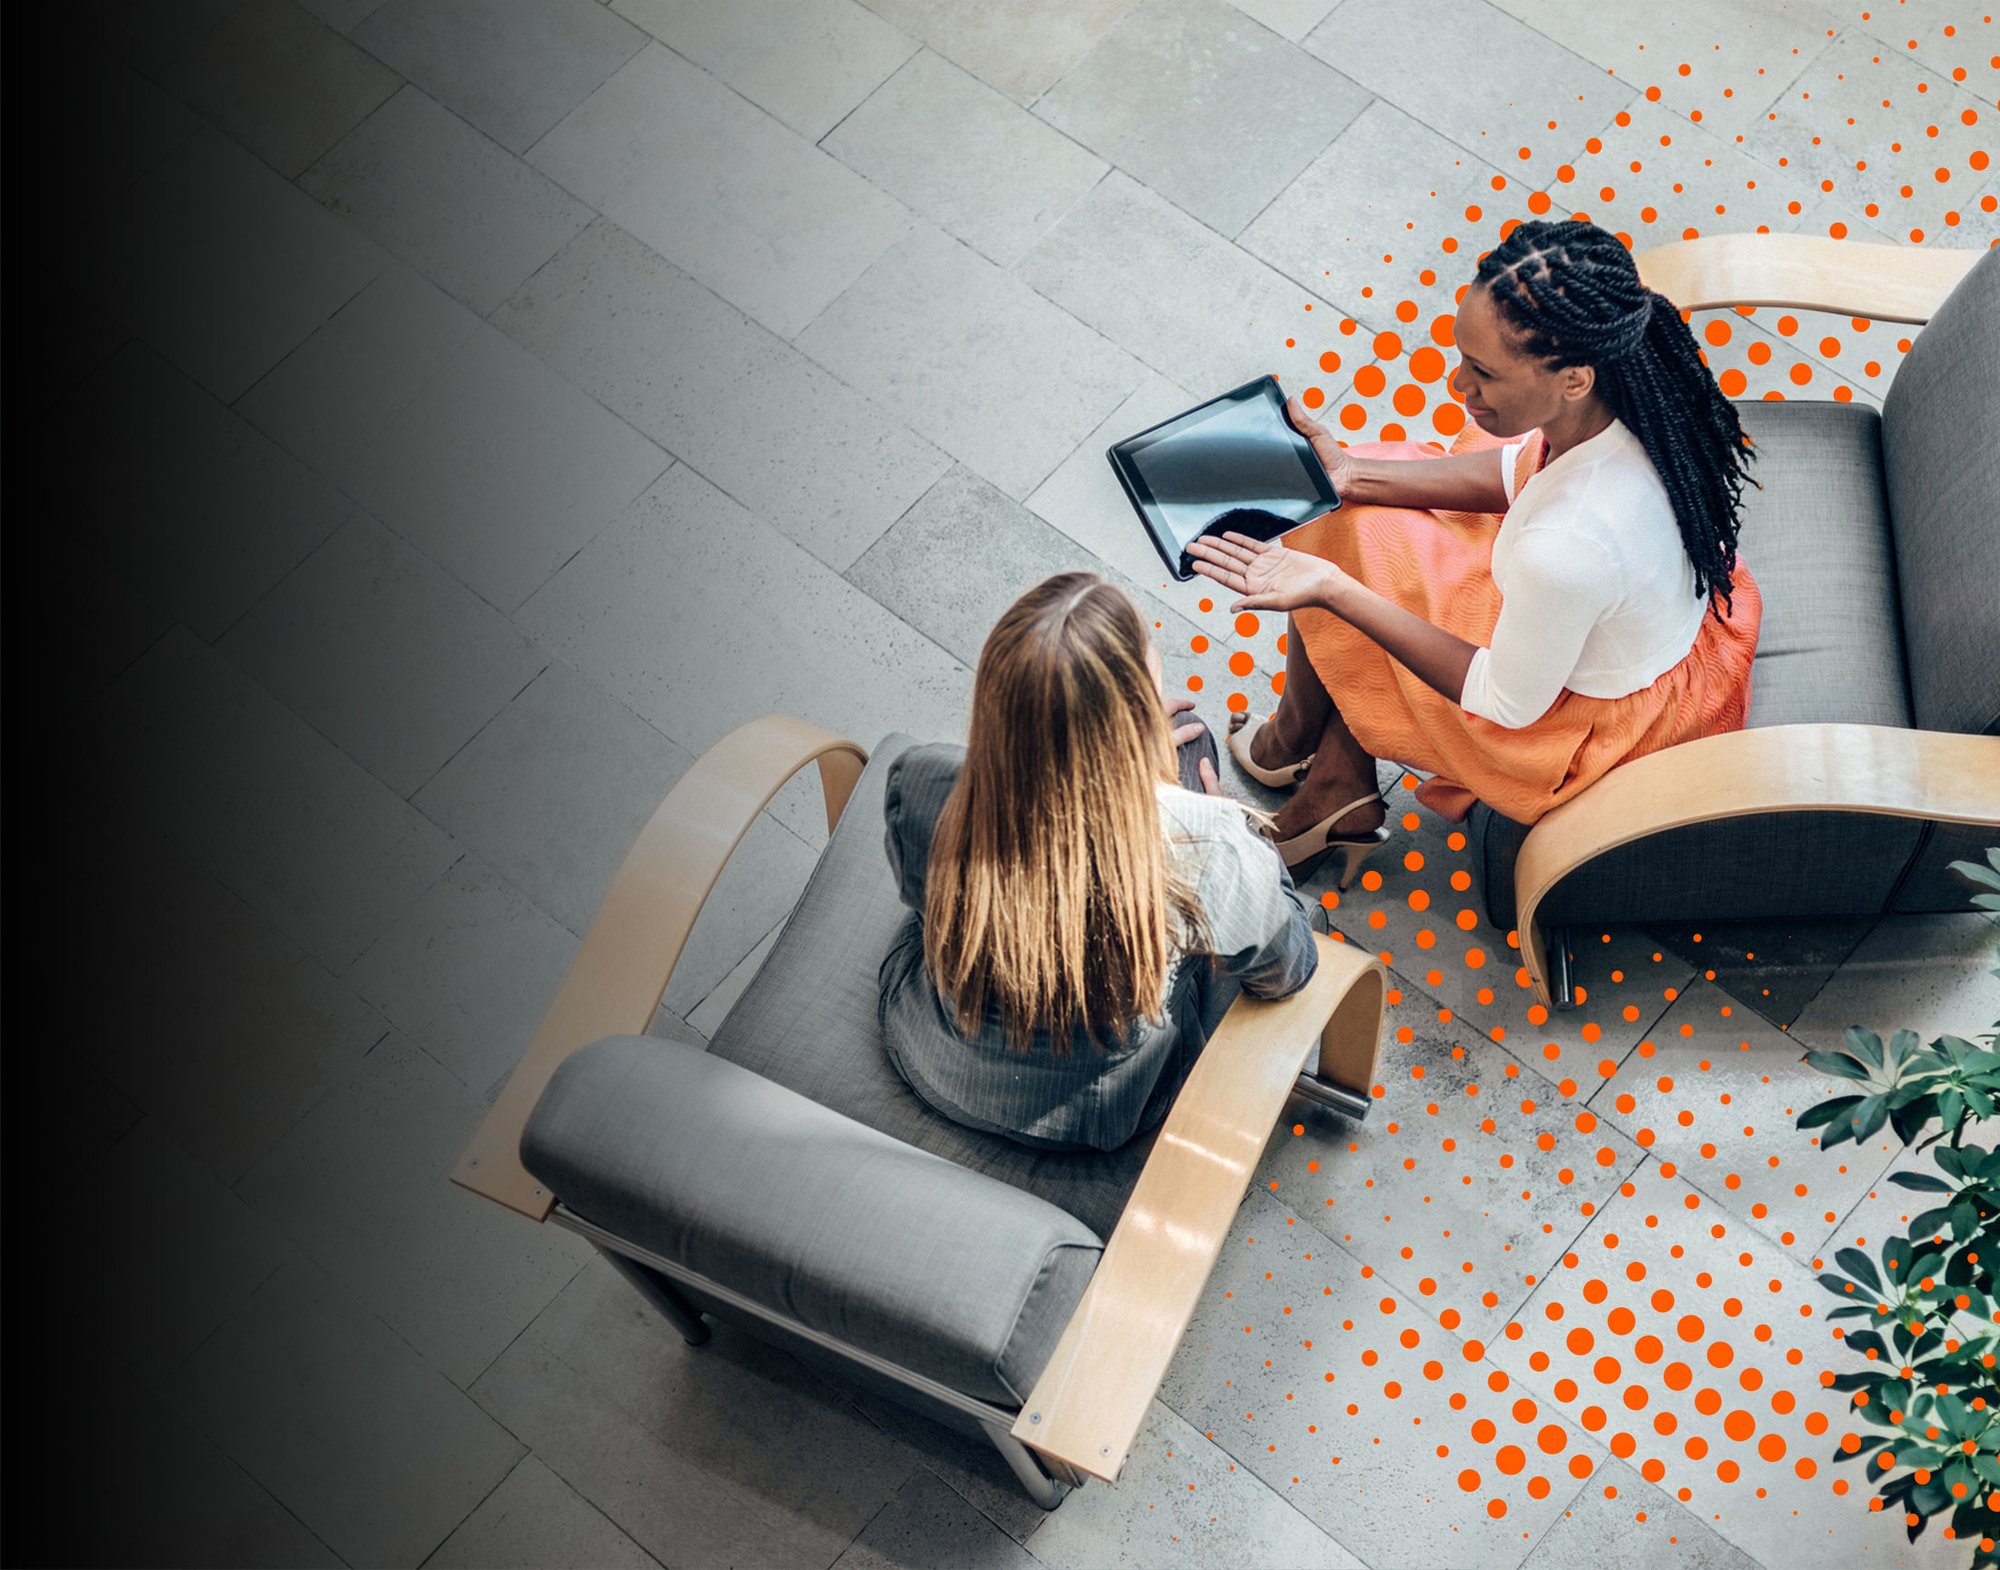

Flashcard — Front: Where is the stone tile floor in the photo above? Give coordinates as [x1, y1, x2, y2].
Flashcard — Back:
[35, 0, 1999, 1564]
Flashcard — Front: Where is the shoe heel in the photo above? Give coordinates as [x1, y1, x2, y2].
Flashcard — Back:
[1332, 833, 1389, 891]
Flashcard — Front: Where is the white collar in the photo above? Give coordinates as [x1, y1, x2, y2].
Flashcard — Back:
[1536, 415, 1631, 482]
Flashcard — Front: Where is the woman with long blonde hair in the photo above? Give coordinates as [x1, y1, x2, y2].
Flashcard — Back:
[877, 571, 1318, 1152]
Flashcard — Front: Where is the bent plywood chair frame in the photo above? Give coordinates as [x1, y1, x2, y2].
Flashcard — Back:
[454, 713, 1387, 1499]
[1508, 236, 2000, 1011]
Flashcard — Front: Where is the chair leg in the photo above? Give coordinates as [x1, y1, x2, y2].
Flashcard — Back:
[1550, 927, 1573, 1008]
[597, 1245, 711, 1346]
[980, 1421, 1072, 1510]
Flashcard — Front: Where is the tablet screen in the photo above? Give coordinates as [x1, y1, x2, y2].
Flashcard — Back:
[1108, 378, 1339, 579]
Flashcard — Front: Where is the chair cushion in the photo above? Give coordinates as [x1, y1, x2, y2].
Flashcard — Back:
[1730, 400, 1911, 731]
[522, 1036, 1100, 1407]
[1881, 245, 2000, 736]
[705, 734, 1161, 1241]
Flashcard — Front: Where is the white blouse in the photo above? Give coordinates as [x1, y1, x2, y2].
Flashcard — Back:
[1457, 418, 1709, 730]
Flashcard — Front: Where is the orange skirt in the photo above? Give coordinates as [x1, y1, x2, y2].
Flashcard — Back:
[1285, 425, 1762, 826]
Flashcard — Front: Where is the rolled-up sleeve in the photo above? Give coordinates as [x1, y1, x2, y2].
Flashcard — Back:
[1192, 815, 1319, 999]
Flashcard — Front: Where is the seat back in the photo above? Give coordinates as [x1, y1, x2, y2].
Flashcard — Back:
[1880, 245, 2000, 736]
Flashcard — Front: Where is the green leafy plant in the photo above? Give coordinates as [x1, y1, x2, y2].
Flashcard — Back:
[1802, 853, 2000, 1562]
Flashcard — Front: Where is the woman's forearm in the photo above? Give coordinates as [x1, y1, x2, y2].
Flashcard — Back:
[1324, 579, 1478, 705]
[1340, 447, 1511, 514]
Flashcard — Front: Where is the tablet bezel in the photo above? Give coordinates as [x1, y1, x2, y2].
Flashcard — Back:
[1106, 375, 1341, 582]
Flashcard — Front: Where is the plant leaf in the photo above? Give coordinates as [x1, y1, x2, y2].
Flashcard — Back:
[1807, 1050, 1874, 1083]
[1839, 1248, 1885, 1293]
[1800, 1095, 1863, 1130]
[1889, 1171, 1956, 1193]
[1848, 1027, 1887, 1071]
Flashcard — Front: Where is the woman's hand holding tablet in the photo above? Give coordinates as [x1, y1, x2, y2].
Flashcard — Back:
[1106, 376, 1344, 581]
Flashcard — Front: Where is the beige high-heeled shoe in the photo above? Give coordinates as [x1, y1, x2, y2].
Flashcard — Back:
[1267, 791, 1390, 889]
[1227, 713, 1315, 788]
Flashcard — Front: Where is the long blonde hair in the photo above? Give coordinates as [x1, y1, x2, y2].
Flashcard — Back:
[925, 573, 1210, 1055]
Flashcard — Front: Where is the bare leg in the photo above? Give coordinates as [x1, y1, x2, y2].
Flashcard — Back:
[1228, 615, 1385, 840]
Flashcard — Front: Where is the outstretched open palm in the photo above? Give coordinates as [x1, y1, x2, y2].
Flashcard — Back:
[1186, 531, 1345, 613]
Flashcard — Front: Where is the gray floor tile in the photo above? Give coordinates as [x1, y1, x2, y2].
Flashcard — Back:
[1589, 979, 1905, 1268]
[84, 125, 385, 401]
[164, 0, 402, 178]
[84, 0, 251, 72]
[219, 515, 548, 797]
[1787, 913, 2000, 1058]
[528, 43, 912, 338]
[513, 464, 973, 786]
[347, 853, 580, 1100]
[1025, 1402, 1365, 1568]
[63, 1376, 343, 1569]
[343, 324, 669, 611]
[835, 1470, 1039, 1569]
[1847, 0, 1995, 87]
[167, 1257, 526, 1569]
[528, 1257, 924, 1557]
[89, 626, 460, 977]
[1539, 98, 1821, 248]
[493, 219, 949, 573]
[1642, 913, 1875, 1032]
[1023, 369, 1220, 627]
[50, 1055, 146, 1168]
[843, 466, 1220, 704]
[1306, 0, 1634, 188]
[408, 661, 819, 1013]
[841, 1391, 1054, 1544]
[825, 50, 1107, 267]
[424, 1455, 661, 1569]
[302, 85, 596, 315]
[65, 342, 350, 643]
[1241, 98, 1510, 326]
[237, 1035, 590, 1387]
[1518, 1456, 1757, 1570]
[799, 223, 1145, 499]
[1019, 172, 1336, 402]
[1742, 29, 1996, 243]
[856, 0, 1141, 102]
[355, 0, 647, 154]
[235, 262, 483, 485]
[1484, 0, 1840, 141]
[1488, 1171, 1965, 1569]
[62, 53, 205, 226]
[1159, 1188, 1604, 1567]
[1261, 983, 1645, 1343]
[1304, 770, 1699, 1101]
[615, 0, 918, 140]
[1035, 0, 1371, 237]
[472, 1332, 889, 1568]
[80, 1119, 294, 1380]
[80, 816, 391, 1183]
[1221, 0, 1339, 41]
[51, 540, 175, 709]
[300, 0, 394, 28]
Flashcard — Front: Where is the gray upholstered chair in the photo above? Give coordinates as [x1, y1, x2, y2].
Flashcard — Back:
[453, 717, 1389, 1506]
[1469, 238, 2000, 1006]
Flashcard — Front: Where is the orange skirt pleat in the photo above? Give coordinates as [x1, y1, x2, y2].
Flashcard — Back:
[1284, 426, 1762, 826]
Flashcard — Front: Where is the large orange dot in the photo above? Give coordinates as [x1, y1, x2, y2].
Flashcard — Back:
[1374, 331, 1404, 360]
[1228, 651, 1255, 677]
[1724, 1409, 1757, 1442]
[1234, 613, 1261, 637]
[1459, 1468, 1482, 1492]
[1393, 383, 1427, 417]
[1537, 1424, 1568, 1454]
[1431, 314, 1456, 348]
[1496, 1445, 1527, 1475]
[1410, 346, 1447, 382]
[1354, 365, 1388, 397]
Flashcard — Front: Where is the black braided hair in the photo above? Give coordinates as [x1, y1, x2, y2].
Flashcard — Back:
[1473, 219, 1757, 621]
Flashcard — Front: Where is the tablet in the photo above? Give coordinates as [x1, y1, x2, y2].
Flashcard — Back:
[1107, 376, 1340, 581]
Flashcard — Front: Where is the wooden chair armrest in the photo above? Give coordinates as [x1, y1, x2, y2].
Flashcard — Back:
[1515, 723, 2000, 1011]
[452, 714, 869, 1219]
[1636, 233, 1980, 324]
[1013, 933, 1386, 1482]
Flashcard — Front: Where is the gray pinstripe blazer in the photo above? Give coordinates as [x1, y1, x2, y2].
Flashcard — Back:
[877, 743, 1318, 1153]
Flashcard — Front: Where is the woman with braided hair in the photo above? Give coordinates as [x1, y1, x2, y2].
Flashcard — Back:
[1188, 218, 1763, 882]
